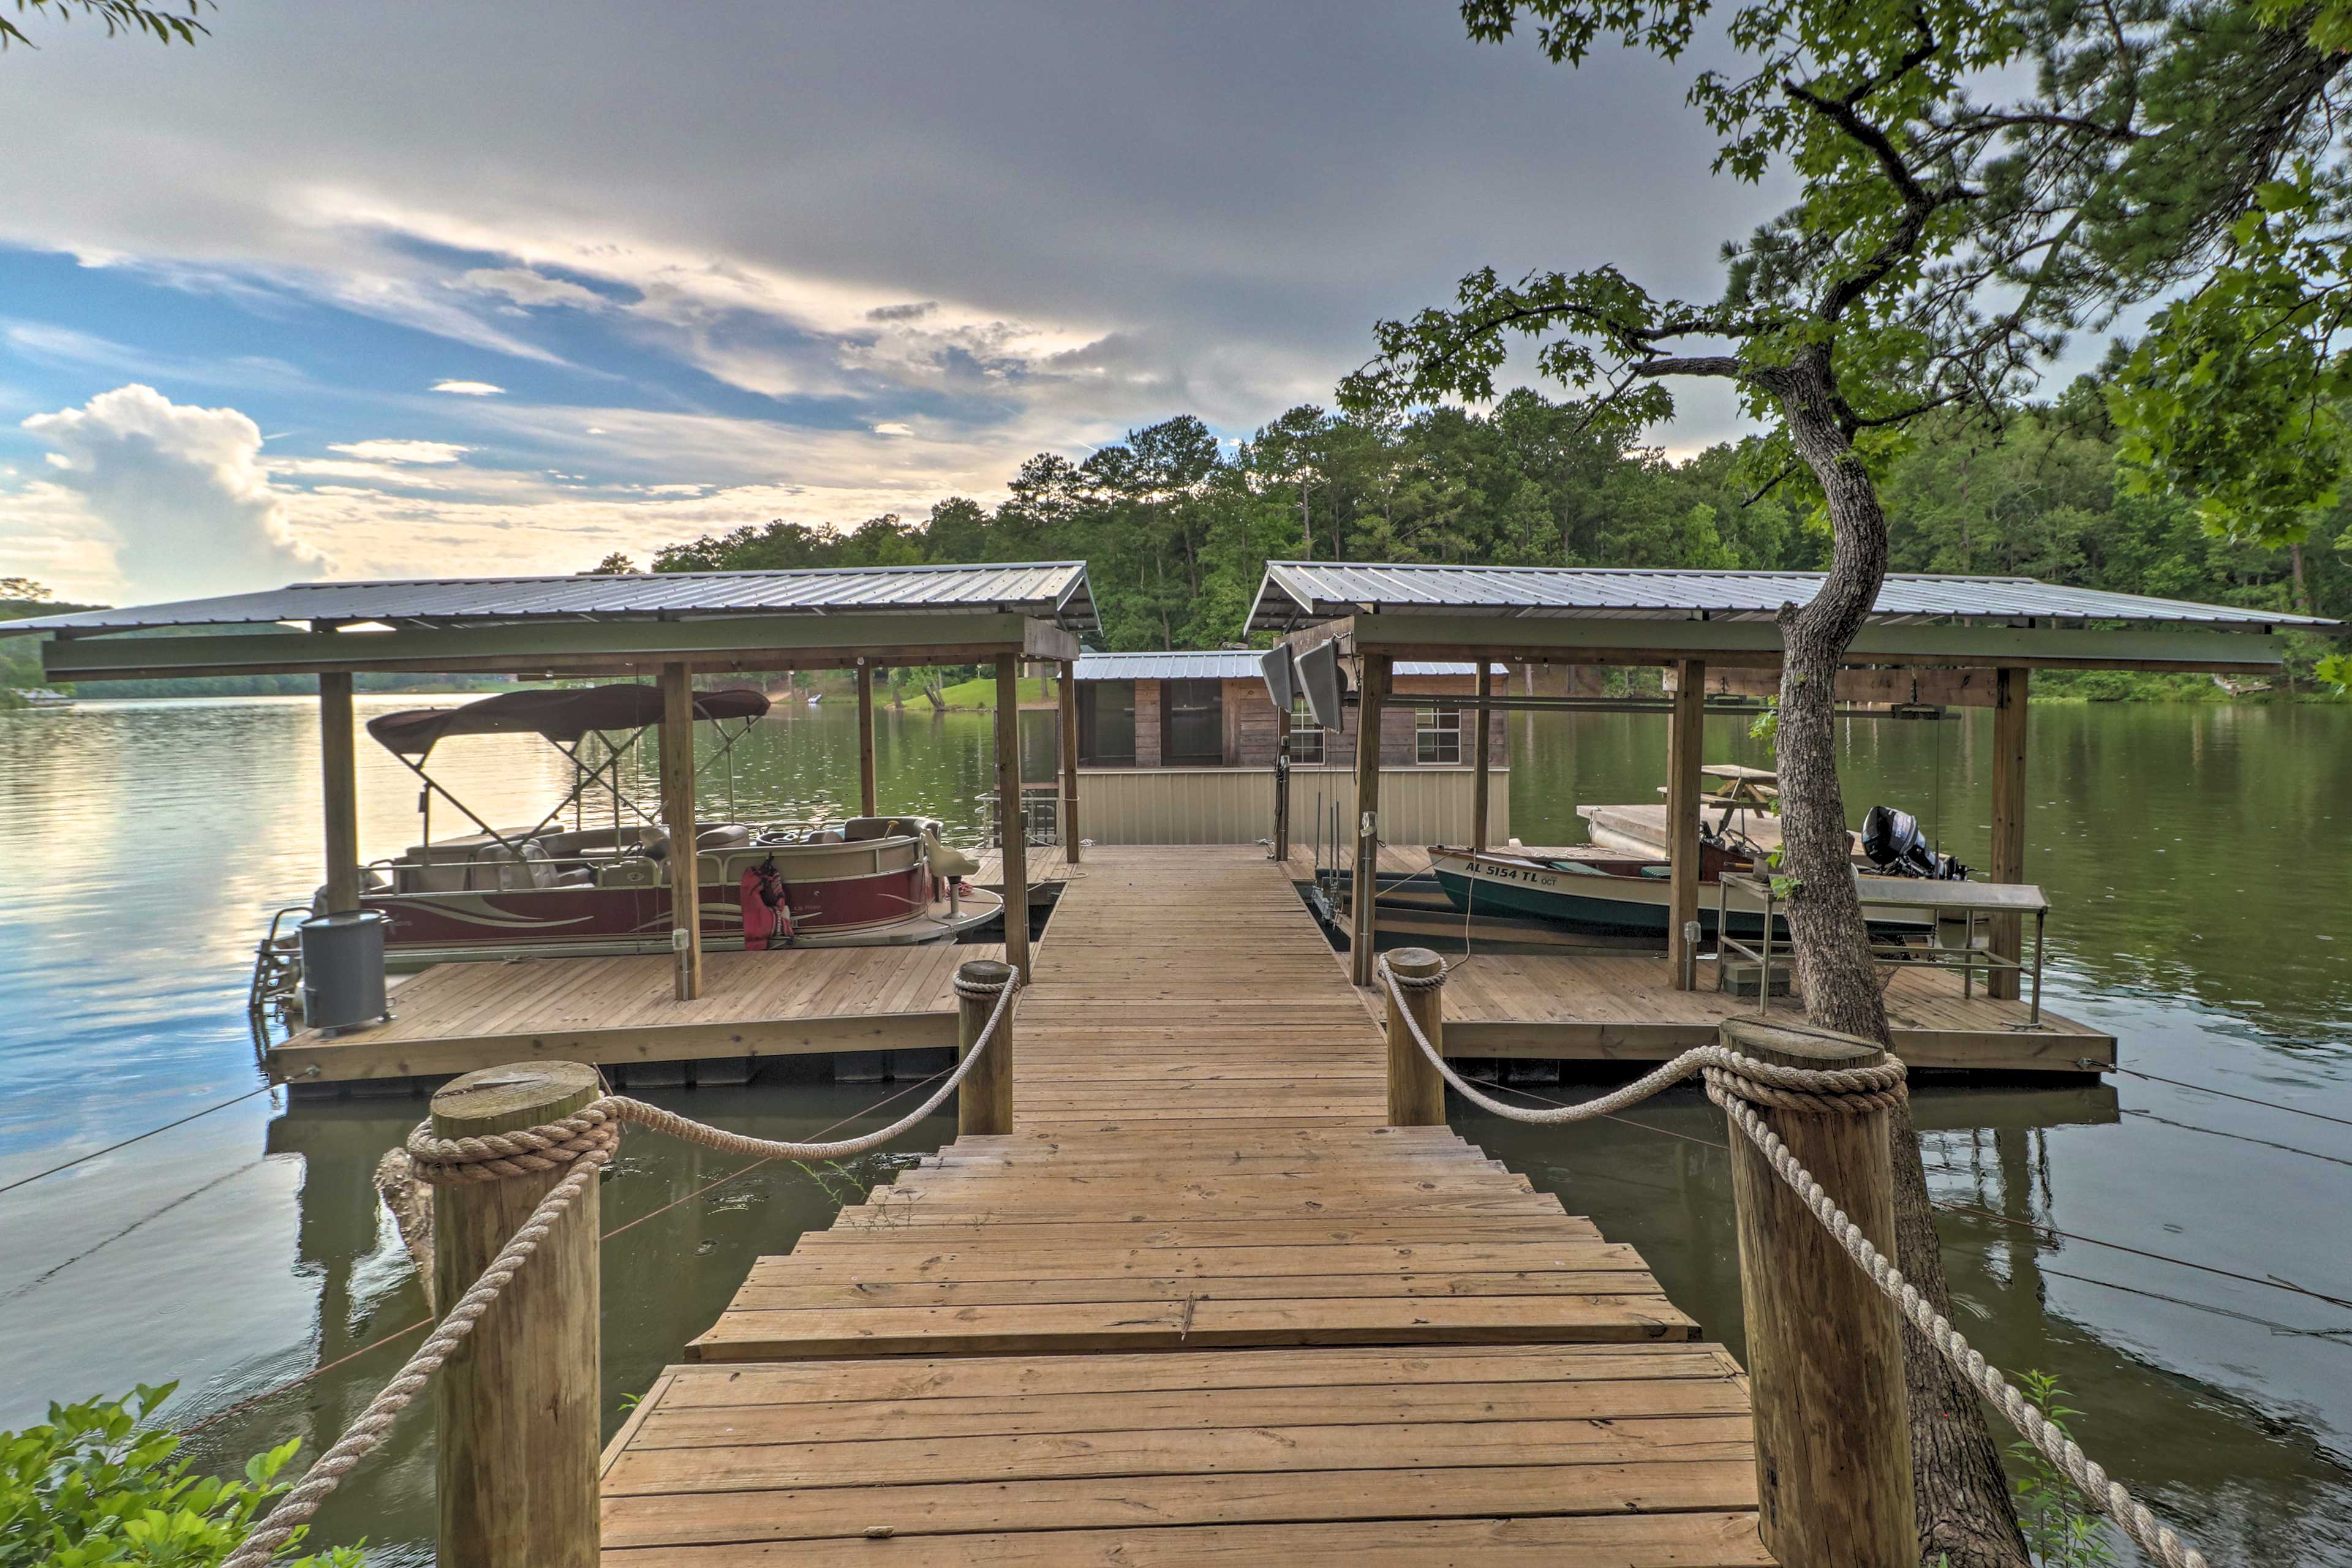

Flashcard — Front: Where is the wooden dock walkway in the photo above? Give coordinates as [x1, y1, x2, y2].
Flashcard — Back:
[600, 846, 1770, 1564]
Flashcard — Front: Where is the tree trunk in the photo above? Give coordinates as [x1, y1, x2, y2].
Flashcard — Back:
[1761, 350, 2029, 1568]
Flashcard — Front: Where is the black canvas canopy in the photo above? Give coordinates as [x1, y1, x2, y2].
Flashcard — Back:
[366, 684, 770, 756]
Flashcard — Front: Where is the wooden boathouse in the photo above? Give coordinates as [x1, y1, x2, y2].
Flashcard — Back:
[1065, 648, 1512, 846]
[9, 564, 1101, 1087]
[1251, 561, 2335, 1074]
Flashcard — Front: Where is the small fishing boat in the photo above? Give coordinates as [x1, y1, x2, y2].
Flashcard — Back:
[262, 683, 1000, 974]
[1430, 804, 1963, 940]
[18, 687, 75, 709]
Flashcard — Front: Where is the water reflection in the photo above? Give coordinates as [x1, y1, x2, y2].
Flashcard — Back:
[0, 695, 2346, 1563]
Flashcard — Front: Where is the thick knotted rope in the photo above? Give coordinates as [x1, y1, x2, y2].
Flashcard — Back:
[223, 968, 1019, 1567]
[1380, 960, 1906, 1121]
[1377, 958, 2207, 1568]
[405, 965, 1020, 1183]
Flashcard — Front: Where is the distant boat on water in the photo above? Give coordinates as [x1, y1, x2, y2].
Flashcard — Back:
[17, 688, 75, 709]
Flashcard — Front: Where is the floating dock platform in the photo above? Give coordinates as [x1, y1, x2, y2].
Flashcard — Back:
[1291, 845, 2116, 1074]
[266, 850, 1068, 1090]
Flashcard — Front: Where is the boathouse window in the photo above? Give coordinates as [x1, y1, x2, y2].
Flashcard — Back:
[1415, 708, 1461, 764]
[1162, 679, 1225, 765]
[1077, 680, 1136, 766]
[1286, 697, 1327, 766]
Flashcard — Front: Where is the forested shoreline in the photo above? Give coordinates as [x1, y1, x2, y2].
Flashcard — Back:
[624, 377, 2348, 692]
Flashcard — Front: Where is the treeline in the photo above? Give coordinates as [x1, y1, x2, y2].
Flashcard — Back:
[632, 376, 2347, 680]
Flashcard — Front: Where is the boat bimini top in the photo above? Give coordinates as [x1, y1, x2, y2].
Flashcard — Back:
[366, 683, 770, 755]
[366, 682, 772, 861]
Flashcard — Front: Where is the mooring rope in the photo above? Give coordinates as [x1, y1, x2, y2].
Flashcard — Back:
[219, 968, 1019, 1568]
[1378, 959, 2209, 1568]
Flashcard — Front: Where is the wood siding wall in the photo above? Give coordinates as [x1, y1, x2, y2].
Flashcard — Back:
[1076, 765, 1509, 846]
[1079, 671, 1509, 772]
[1133, 679, 1162, 767]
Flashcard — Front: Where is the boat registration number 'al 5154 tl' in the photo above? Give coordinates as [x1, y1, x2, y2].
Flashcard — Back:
[1466, 859, 1574, 888]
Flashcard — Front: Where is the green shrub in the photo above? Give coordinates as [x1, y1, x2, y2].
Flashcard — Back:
[0, 1385, 361, 1567]
[2010, 1371, 2118, 1567]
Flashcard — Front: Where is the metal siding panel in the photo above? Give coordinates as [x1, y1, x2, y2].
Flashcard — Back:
[6, 562, 1099, 635]
[1238, 562, 2331, 631]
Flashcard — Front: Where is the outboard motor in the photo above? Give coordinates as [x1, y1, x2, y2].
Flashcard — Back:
[1861, 804, 1969, 880]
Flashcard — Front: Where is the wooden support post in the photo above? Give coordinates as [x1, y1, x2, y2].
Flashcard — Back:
[1382, 946, 1447, 1126]
[1272, 706, 1292, 864]
[993, 654, 1031, 981]
[318, 672, 361, 914]
[1057, 657, 1080, 864]
[431, 1061, 602, 1568]
[1349, 654, 1389, 987]
[1717, 1017, 1913, 1568]
[1989, 666, 2029, 1000]
[659, 662, 702, 1001]
[1667, 658, 1706, 989]
[955, 957, 1016, 1136]
[855, 661, 878, 818]
[1471, 663, 1493, 853]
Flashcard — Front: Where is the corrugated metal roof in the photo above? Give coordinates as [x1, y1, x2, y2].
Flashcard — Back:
[4, 562, 1097, 636]
[1246, 561, 2336, 633]
[1072, 650, 1497, 680]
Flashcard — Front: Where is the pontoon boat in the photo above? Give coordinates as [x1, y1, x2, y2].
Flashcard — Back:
[267, 683, 1001, 974]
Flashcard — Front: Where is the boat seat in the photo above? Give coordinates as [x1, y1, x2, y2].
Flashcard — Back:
[696, 824, 751, 850]
[804, 827, 845, 845]
[924, 827, 982, 880]
[492, 842, 559, 891]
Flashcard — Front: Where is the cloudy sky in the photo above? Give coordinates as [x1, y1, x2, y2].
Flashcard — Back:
[0, 1, 1783, 605]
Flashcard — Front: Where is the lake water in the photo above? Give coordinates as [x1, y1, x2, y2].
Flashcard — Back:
[1, 694, 2346, 1564]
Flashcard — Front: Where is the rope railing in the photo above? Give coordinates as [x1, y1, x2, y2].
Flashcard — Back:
[219, 966, 1020, 1568]
[1379, 958, 2209, 1568]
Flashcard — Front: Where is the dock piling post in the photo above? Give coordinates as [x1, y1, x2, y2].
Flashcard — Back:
[1058, 657, 1080, 864]
[1717, 1017, 1913, 1568]
[855, 661, 878, 818]
[956, 957, 1016, 1136]
[1349, 653, 1389, 987]
[429, 1061, 603, 1568]
[992, 654, 1031, 980]
[1988, 666, 2029, 999]
[1666, 658, 1706, 989]
[1471, 663, 1492, 853]
[660, 662, 703, 1001]
[1382, 946, 1447, 1126]
[319, 671, 361, 914]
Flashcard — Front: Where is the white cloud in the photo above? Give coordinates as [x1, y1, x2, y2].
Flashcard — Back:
[872, 421, 913, 437]
[17, 385, 323, 601]
[456, 267, 605, 311]
[431, 380, 504, 396]
[328, 439, 469, 464]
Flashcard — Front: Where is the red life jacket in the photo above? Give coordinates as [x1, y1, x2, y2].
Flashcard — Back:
[738, 865, 793, 949]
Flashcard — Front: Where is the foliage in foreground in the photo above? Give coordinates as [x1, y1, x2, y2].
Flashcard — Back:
[2007, 1373, 2120, 1568]
[0, 1385, 360, 1567]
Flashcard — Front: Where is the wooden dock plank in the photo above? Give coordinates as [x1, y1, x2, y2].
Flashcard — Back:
[603, 846, 1765, 1566]
[268, 943, 1001, 1084]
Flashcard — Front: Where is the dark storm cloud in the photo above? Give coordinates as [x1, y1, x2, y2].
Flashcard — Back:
[0, 0, 1777, 440]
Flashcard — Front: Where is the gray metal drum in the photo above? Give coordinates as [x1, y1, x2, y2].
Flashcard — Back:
[300, 910, 389, 1033]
